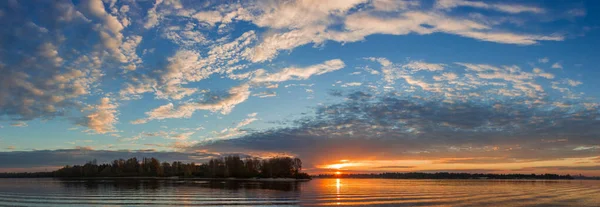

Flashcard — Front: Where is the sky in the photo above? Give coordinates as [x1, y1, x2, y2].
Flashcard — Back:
[0, 0, 599, 175]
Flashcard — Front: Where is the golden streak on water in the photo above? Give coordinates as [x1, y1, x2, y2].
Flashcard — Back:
[0, 178, 599, 206]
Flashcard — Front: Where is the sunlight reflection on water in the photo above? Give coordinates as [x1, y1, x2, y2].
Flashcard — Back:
[0, 178, 598, 206]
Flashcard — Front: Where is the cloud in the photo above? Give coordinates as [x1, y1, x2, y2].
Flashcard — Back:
[341, 82, 362, 87]
[253, 91, 277, 98]
[133, 59, 344, 124]
[133, 84, 251, 124]
[78, 97, 118, 134]
[38, 43, 64, 67]
[236, 114, 258, 128]
[375, 165, 414, 169]
[372, 0, 420, 11]
[435, 0, 544, 14]
[433, 72, 458, 81]
[120, 31, 257, 100]
[0, 0, 120, 129]
[10, 121, 28, 127]
[120, 35, 143, 70]
[0, 148, 221, 170]
[79, 0, 127, 61]
[532, 68, 555, 79]
[224, 0, 562, 62]
[196, 90, 600, 169]
[552, 63, 563, 69]
[341, 10, 561, 46]
[251, 59, 345, 83]
[364, 58, 561, 100]
[204, 113, 260, 142]
[74, 146, 94, 150]
[518, 165, 600, 172]
[143, 0, 163, 29]
[538, 57, 549, 63]
[402, 60, 445, 71]
[566, 79, 582, 87]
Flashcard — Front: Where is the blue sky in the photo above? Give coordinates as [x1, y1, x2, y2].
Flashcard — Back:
[1, 0, 599, 175]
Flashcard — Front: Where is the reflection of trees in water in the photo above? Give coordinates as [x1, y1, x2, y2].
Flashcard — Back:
[202, 180, 302, 191]
[57, 179, 304, 192]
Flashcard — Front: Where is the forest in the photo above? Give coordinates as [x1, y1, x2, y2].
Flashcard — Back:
[0, 155, 310, 179]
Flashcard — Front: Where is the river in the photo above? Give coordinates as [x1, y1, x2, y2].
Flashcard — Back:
[0, 178, 598, 206]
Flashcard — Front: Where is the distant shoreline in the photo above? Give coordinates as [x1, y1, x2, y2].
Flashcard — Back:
[2, 177, 597, 181]
[54, 177, 312, 181]
[2, 175, 600, 180]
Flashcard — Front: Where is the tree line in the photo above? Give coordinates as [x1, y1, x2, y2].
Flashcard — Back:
[315, 172, 574, 179]
[0, 155, 310, 179]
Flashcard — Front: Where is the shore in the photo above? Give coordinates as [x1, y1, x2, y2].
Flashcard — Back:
[54, 177, 311, 181]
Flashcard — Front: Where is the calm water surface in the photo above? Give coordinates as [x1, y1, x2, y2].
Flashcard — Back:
[0, 178, 598, 206]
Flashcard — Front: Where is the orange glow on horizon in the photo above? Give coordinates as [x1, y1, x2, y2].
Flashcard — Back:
[311, 156, 600, 176]
[325, 163, 355, 169]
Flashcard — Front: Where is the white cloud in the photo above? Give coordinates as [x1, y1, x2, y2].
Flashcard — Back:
[236, 115, 258, 128]
[435, 0, 544, 14]
[532, 68, 555, 79]
[161, 23, 208, 47]
[253, 91, 277, 98]
[79, 0, 126, 60]
[192, 10, 223, 26]
[130, 103, 194, 124]
[251, 0, 367, 29]
[552, 63, 563, 69]
[135, 0, 563, 65]
[133, 84, 251, 124]
[403, 60, 445, 71]
[10, 121, 28, 127]
[144, 0, 164, 29]
[365, 57, 402, 84]
[206, 113, 259, 141]
[538, 57, 549, 63]
[132, 58, 345, 124]
[372, 0, 420, 11]
[121, 31, 257, 100]
[169, 131, 195, 140]
[251, 59, 345, 83]
[119, 35, 143, 70]
[566, 79, 582, 87]
[401, 76, 434, 91]
[341, 82, 363, 87]
[38, 42, 64, 67]
[433, 72, 458, 81]
[244, 0, 558, 62]
[81, 97, 118, 134]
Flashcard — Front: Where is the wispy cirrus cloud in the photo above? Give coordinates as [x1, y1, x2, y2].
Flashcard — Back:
[434, 0, 545, 14]
[132, 59, 344, 124]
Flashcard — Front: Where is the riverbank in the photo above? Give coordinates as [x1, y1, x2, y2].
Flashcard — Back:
[53, 176, 311, 181]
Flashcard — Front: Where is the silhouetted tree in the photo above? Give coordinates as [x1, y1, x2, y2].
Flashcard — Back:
[16, 155, 311, 179]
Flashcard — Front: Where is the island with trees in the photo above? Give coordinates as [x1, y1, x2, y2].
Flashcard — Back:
[2, 157, 596, 180]
[0, 155, 311, 179]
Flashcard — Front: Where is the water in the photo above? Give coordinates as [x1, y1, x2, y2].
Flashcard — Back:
[0, 178, 598, 206]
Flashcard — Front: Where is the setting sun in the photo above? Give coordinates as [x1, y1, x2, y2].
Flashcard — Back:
[335, 171, 342, 175]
